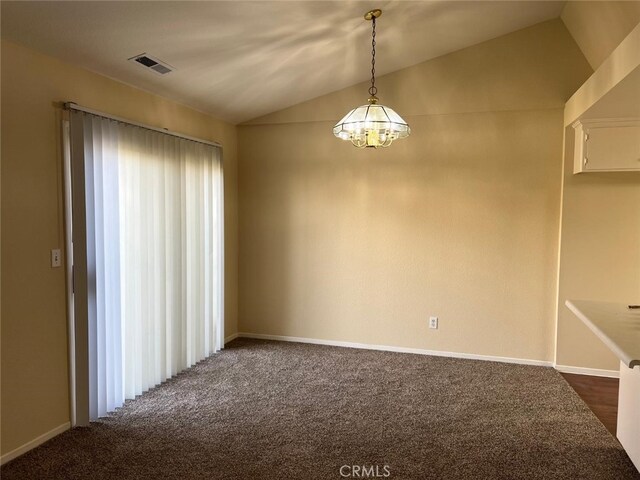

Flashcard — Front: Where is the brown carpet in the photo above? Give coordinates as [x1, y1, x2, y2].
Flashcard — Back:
[2, 338, 638, 479]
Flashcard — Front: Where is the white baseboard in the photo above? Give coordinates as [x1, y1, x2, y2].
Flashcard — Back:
[224, 332, 239, 344]
[236, 332, 553, 367]
[554, 364, 619, 378]
[1, 422, 70, 465]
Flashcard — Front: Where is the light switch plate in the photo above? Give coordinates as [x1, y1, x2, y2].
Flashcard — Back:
[51, 249, 62, 268]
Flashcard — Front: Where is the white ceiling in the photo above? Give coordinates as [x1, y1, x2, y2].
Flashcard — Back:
[1, 1, 565, 123]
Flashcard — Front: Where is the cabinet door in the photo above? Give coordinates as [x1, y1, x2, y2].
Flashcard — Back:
[585, 125, 640, 171]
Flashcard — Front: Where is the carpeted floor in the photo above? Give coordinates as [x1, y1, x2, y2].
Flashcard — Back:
[2, 338, 639, 479]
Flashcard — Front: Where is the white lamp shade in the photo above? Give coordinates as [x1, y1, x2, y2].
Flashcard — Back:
[333, 103, 410, 148]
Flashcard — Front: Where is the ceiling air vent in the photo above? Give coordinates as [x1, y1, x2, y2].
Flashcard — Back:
[128, 53, 173, 75]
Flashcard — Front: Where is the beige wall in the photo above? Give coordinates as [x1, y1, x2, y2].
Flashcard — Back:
[561, 1, 640, 70]
[555, 20, 640, 372]
[0, 40, 238, 455]
[556, 130, 640, 371]
[238, 20, 591, 361]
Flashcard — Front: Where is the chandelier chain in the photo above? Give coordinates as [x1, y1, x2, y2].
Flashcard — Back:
[369, 17, 377, 97]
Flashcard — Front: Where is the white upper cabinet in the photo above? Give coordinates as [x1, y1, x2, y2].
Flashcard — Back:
[564, 24, 640, 174]
[573, 118, 640, 173]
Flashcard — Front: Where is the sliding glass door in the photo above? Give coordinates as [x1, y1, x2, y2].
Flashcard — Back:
[67, 107, 224, 423]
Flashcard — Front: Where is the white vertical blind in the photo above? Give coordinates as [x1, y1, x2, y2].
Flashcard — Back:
[71, 110, 223, 420]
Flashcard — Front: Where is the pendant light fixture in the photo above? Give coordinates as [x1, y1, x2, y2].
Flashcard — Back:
[333, 9, 410, 148]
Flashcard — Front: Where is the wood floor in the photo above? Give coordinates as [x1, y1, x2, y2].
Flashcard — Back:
[561, 372, 619, 436]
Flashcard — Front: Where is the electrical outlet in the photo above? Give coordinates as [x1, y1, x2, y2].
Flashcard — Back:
[429, 316, 438, 329]
[51, 249, 62, 268]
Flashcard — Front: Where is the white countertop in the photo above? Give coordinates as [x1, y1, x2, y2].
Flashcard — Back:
[565, 300, 640, 369]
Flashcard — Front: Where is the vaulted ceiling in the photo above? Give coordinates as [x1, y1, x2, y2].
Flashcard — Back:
[1, 1, 565, 123]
